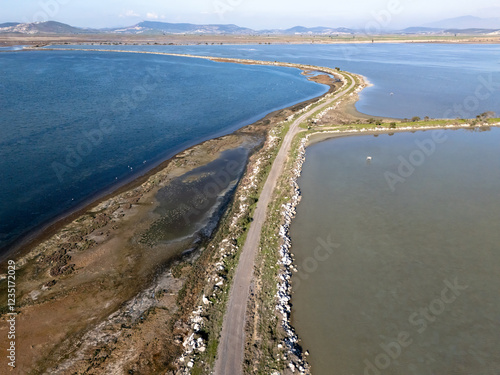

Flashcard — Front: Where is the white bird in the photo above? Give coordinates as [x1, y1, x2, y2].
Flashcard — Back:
[366, 156, 372, 161]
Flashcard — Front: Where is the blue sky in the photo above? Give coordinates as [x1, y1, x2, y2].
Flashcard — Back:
[2, 0, 500, 29]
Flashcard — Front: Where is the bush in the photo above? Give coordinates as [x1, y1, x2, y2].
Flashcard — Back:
[389, 122, 397, 129]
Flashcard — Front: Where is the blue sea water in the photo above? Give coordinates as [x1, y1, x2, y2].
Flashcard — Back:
[0, 50, 327, 251]
[50, 43, 500, 119]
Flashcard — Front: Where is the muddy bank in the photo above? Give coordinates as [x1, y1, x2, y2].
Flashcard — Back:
[0, 61, 337, 373]
[0, 131, 258, 373]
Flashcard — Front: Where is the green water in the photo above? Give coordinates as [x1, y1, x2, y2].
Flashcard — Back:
[290, 128, 500, 374]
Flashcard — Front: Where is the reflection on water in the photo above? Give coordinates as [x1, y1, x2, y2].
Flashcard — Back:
[50, 43, 500, 119]
[0, 50, 326, 252]
[145, 146, 252, 244]
[290, 128, 500, 374]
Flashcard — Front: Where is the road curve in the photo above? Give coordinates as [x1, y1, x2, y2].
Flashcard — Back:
[213, 71, 357, 375]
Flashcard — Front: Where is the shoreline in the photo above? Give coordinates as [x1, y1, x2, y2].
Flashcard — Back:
[242, 63, 500, 373]
[306, 121, 500, 146]
[278, 120, 500, 374]
[0, 53, 340, 374]
[0, 49, 333, 263]
[274, 120, 500, 374]
[1, 34, 500, 48]
[2, 47, 498, 373]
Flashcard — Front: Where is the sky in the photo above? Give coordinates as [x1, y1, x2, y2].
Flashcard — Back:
[2, 0, 500, 29]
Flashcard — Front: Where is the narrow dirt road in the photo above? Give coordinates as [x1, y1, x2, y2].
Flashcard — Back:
[213, 72, 356, 375]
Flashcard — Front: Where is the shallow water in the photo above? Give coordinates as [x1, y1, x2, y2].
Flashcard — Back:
[50, 43, 500, 119]
[147, 145, 252, 244]
[0, 50, 327, 252]
[290, 127, 500, 374]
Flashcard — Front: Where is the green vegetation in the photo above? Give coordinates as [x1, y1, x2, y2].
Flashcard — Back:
[177, 61, 500, 374]
[310, 117, 500, 134]
[244, 130, 310, 374]
[177, 119, 293, 374]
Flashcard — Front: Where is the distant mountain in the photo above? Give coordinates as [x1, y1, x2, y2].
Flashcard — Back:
[0, 21, 92, 34]
[0, 22, 20, 28]
[281, 26, 354, 35]
[111, 21, 254, 35]
[399, 27, 444, 34]
[0, 20, 355, 36]
[1, 19, 499, 36]
[423, 16, 500, 29]
[444, 28, 500, 34]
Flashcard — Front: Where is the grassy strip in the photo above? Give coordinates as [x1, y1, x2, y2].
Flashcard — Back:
[242, 73, 360, 373]
[172, 118, 293, 374]
[312, 117, 500, 133]
[244, 114, 500, 373]
[245, 130, 309, 374]
[298, 70, 360, 129]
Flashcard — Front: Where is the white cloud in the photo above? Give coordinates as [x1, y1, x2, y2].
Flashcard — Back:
[120, 10, 140, 18]
[146, 12, 165, 20]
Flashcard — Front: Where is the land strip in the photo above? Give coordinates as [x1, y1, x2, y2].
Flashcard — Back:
[213, 70, 356, 375]
[2, 46, 497, 375]
[0, 50, 341, 374]
[2, 33, 500, 48]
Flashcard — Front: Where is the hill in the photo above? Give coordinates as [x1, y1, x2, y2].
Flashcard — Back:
[0, 21, 92, 34]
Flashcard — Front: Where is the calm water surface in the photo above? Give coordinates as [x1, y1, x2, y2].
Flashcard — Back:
[50, 43, 500, 119]
[0, 50, 327, 251]
[290, 128, 500, 374]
